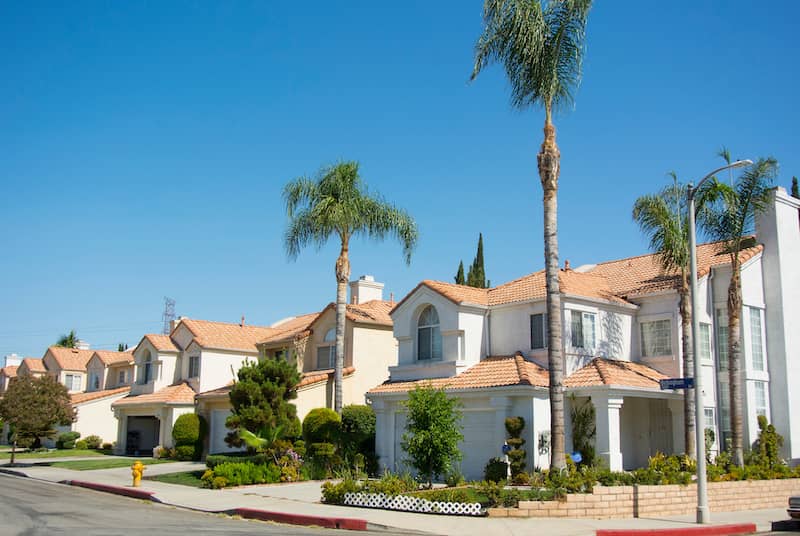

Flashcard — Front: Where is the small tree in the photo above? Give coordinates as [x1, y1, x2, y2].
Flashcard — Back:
[56, 330, 78, 348]
[454, 260, 466, 285]
[466, 233, 488, 288]
[401, 385, 463, 488]
[0, 375, 75, 464]
[225, 357, 301, 449]
[791, 177, 799, 199]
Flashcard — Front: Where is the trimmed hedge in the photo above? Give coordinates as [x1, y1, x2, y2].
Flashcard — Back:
[172, 414, 201, 445]
[206, 452, 270, 469]
[56, 431, 81, 450]
[303, 408, 341, 445]
[201, 461, 282, 488]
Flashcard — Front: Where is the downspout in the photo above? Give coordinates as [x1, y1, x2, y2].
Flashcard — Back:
[485, 309, 492, 359]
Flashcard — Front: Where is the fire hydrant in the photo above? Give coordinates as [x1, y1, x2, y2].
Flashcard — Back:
[131, 460, 145, 487]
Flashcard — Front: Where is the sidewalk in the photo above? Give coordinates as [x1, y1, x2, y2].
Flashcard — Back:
[1, 461, 789, 536]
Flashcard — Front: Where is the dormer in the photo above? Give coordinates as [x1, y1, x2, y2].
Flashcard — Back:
[130, 334, 180, 395]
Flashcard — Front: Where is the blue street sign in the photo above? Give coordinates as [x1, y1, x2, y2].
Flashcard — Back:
[659, 377, 695, 390]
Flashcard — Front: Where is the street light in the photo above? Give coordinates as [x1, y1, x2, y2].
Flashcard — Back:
[687, 159, 752, 524]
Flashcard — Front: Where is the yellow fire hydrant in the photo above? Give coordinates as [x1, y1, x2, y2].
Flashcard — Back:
[131, 460, 145, 487]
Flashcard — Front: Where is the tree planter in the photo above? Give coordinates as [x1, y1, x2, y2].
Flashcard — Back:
[343, 492, 483, 516]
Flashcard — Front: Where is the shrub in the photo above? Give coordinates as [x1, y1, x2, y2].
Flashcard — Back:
[483, 457, 508, 483]
[445, 469, 465, 488]
[174, 445, 196, 461]
[203, 461, 281, 488]
[303, 408, 341, 445]
[409, 487, 474, 503]
[84, 435, 103, 449]
[75, 440, 88, 450]
[101, 442, 113, 451]
[206, 452, 270, 469]
[56, 431, 81, 449]
[505, 416, 527, 478]
[321, 476, 359, 504]
[172, 414, 201, 446]
[340, 405, 376, 459]
[156, 446, 173, 459]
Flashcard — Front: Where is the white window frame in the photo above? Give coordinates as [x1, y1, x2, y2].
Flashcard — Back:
[140, 350, 153, 384]
[640, 318, 672, 357]
[530, 313, 548, 350]
[118, 369, 127, 385]
[570, 310, 596, 350]
[749, 307, 765, 372]
[188, 355, 201, 378]
[316, 328, 336, 370]
[754, 381, 768, 417]
[417, 305, 442, 361]
[699, 323, 712, 363]
[90, 372, 100, 391]
[65, 373, 82, 391]
[715, 309, 729, 371]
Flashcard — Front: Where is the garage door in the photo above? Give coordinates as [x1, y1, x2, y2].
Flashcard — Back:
[210, 409, 242, 454]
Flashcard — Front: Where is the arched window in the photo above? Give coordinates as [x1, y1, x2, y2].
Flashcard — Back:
[142, 349, 153, 384]
[417, 305, 442, 360]
[317, 328, 337, 370]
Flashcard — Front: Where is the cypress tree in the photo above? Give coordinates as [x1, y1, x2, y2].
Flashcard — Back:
[791, 177, 799, 199]
[454, 261, 466, 285]
[466, 233, 487, 288]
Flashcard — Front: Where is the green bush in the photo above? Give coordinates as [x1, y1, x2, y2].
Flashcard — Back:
[303, 408, 341, 445]
[202, 461, 281, 488]
[84, 435, 103, 449]
[56, 431, 81, 449]
[409, 487, 474, 503]
[206, 452, 270, 469]
[320, 471, 418, 504]
[483, 457, 508, 483]
[321, 476, 360, 504]
[172, 414, 201, 445]
[101, 442, 113, 451]
[174, 445, 196, 461]
[75, 440, 88, 450]
[340, 405, 376, 458]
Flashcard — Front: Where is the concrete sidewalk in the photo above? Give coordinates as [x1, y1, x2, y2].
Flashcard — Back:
[1, 461, 790, 536]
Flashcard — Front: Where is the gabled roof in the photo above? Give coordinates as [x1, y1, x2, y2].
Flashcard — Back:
[71, 386, 131, 405]
[20, 358, 47, 373]
[564, 358, 667, 389]
[112, 382, 196, 407]
[489, 269, 630, 306]
[259, 312, 321, 346]
[344, 300, 394, 326]
[195, 366, 357, 400]
[178, 318, 275, 353]
[92, 350, 134, 367]
[369, 354, 549, 394]
[583, 238, 763, 297]
[141, 334, 180, 353]
[0, 365, 18, 378]
[46, 347, 94, 372]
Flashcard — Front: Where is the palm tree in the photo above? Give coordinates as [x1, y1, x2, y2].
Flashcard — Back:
[700, 157, 778, 466]
[632, 172, 695, 458]
[56, 330, 78, 348]
[471, 0, 591, 470]
[284, 161, 418, 414]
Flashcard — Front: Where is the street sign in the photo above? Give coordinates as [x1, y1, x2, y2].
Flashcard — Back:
[659, 377, 695, 390]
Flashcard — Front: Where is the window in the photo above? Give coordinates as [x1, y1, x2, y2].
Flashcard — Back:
[754, 381, 768, 417]
[317, 328, 336, 369]
[118, 370, 127, 385]
[719, 381, 731, 436]
[716, 309, 729, 371]
[571, 310, 596, 350]
[141, 350, 153, 384]
[749, 307, 764, 371]
[530, 313, 548, 349]
[704, 408, 717, 449]
[699, 323, 712, 363]
[640, 319, 672, 357]
[417, 305, 442, 360]
[65, 374, 82, 391]
[188, 355, 200, 378]
[89, 372, 100, 391]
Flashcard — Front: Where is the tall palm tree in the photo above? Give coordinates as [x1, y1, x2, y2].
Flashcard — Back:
[471, 0, 591, 470]
[284, 161, 418, 414]
[632, 173, 695, 458]
[55, 330, 78, 348]
[700, 157, 778, 466]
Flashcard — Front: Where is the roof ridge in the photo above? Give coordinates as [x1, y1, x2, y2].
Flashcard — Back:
[514, 352, 532, 386]
[593, 358, 610, 384]
[590, 236, 754, 268]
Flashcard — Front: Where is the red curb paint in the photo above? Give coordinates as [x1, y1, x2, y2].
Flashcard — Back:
[597, 523, 757, 536]
[64, 480, 160, 502]
[235, 507, 368, 531]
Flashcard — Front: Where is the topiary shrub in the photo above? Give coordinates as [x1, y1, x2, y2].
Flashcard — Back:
[84, 435, 103, 449]
[174, 445, 196, 461]
[484, 457, 508, 483]
[505, 416, 527, 478]
[75, 440, 88, 450]
[302, 408, 341, 445]
[172, 414, 201, 446]
[56, 431, 81, 449]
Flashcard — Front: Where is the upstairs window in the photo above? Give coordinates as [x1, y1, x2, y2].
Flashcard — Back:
[754, 381, 768, 417]
[530, 313, 548, 350]
[90, 372, 100, 391]
[188, 355, 201, 378]
[141, 350, 153, 384]
[417, 305, 442, 360]
[118, 369, 127, 385]
[316, 328, 336, 370]
[716, 309, 729, 371]
[699, 323, 712, 363]
[640, 319, 671, 357]
[65, 374, 82, 391]
[749, 307, 765, 371]
[571, 310, 596, 350]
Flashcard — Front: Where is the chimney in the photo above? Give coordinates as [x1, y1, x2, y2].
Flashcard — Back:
[564, 259, 571, 271]
[170, 316, 185, 333]
[75, 339, 90, 350]
[240, 315, 245, 327]
[349, 275, 384, 305]
[3, 353, 22, 368]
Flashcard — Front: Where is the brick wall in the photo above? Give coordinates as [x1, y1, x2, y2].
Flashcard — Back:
[487, 478, 800, 519]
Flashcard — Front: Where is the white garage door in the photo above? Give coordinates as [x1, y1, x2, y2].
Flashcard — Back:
[210, 409, 242, 454]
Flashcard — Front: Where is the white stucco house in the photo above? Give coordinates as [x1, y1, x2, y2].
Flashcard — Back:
[368, 187, 799, 480]
[196, 275, 399, 456]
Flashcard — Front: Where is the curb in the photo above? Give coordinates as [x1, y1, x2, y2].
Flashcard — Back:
[233, 507, 368, 531]
[61, 480, 162, 502]
[596, 523, 757, 536]
[0, 467, 29, 478]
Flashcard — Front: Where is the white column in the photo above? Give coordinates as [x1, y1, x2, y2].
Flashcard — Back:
[371, 398, 390, 472]
[593, 394, 624, 471]
[114, 409, 127, 455]
[668, 398, 685, 455]
[490, 396, 512, 458]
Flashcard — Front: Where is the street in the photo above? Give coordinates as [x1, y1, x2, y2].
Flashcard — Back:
[0, 474, 403, 536]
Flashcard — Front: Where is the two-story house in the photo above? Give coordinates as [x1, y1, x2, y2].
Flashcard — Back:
[0, 365, 17, 394]
[41, 346, 95, 393]
[368, 188, 799, 478]
[16, 357, 47, 379]
[112, 319, 272, 456]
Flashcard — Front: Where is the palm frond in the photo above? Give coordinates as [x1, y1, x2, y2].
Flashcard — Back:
[632, 174, 690, 274]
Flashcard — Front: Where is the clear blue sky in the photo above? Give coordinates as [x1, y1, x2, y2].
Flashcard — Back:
[2, 1, 798, 358]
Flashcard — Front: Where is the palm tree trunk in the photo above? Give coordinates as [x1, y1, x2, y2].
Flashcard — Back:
[334, 236, 351, 415]
[727, 258, 744, 466]
[678, 271, 696, 458]
[538, 118, 565, 470]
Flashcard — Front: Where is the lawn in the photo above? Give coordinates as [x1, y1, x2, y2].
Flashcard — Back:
[50, 458, 176, 471]
[146, 470, 206, 487]
[0, 449, 110, 460]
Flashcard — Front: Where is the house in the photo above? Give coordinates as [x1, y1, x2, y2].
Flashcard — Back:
[16, 357, 47, 378]
[42, 346, 95, 393]
[368, 187, 799, 479]
[196, 275, 398, 456]
[112, 319, 273, 456]
[0, 365, 18, 394]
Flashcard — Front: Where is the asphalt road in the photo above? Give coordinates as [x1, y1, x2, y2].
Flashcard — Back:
[0, 474, 404, 536]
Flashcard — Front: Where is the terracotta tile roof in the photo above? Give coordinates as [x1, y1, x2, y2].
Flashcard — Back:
[298, 366, 356, 388]
[179, 318, 276, 353]
[195, 382, 234, 400]
[92, 350, 134, 366]
[369, 354, 548, 394]
[71, 386, 131, 405]
[112, 382, 197, 407]
[46, 347, 94, 372]
[0, 365, 18, 378]
[21, 357, 47, 373]
[259, 312, 321, 345]
[142, 334, 180, 352]
[583, 238, 763, 297]
[345, 300, 394, 326]
[564, 358, 667, 389]
[489, 269, 630, 306]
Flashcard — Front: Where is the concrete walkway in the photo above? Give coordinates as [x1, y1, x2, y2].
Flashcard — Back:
[1, 459, 790, 535]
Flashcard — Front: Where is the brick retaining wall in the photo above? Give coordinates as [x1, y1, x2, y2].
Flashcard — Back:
[487, 478, 800, 519]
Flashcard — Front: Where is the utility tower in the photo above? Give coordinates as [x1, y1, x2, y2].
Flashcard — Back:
[162, 297, 176, 335]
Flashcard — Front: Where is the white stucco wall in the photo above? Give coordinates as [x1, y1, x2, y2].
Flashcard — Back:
[195, 348, 255, 394]
[72, 393, 128, 444]
[348, 325, 396, 405]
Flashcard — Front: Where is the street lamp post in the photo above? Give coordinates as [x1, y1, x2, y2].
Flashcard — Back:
[687, 159, 752, 524]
